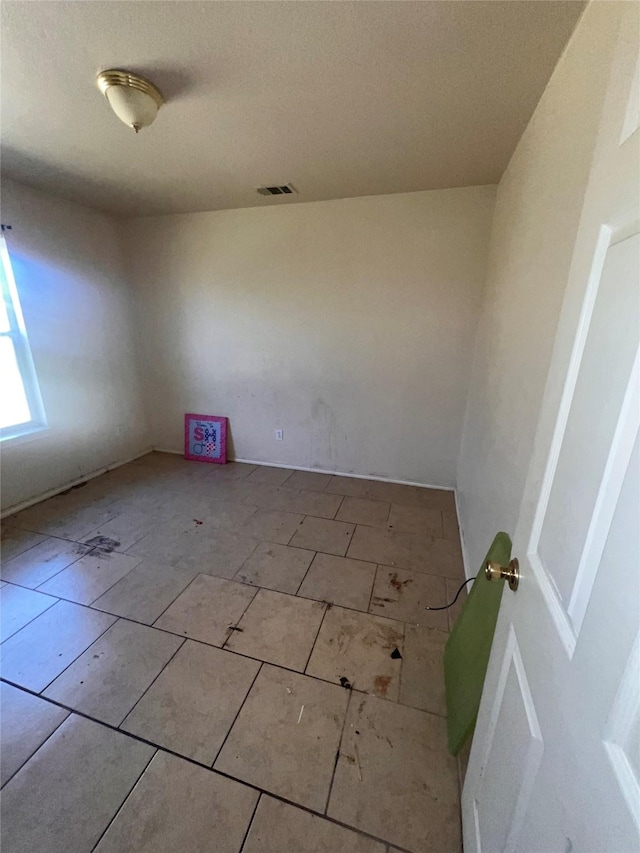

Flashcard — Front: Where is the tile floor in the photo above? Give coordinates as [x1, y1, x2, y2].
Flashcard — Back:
[0, 452, 469, 853]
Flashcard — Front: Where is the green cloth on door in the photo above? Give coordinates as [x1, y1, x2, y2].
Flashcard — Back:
[444, 531, 512, 756]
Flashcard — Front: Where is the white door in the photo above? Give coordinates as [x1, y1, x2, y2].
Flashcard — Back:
[462, 8, 640, 853]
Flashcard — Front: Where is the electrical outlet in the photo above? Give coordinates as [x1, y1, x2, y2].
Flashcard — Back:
[275, 429, 283, 441]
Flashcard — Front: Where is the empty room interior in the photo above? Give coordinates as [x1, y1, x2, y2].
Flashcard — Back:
[1, 1, 639, 852]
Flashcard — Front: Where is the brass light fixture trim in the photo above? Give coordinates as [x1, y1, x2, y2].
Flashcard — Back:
[96, 70, 163, 106]
[485, 558, 520, 591]
[96, 69, 163, 133]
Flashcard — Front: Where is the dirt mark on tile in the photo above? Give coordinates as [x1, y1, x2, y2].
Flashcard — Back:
[73, 544, 94, 556]
[365, 714, 394, 748]
[373, 675, 392, 697]
[335, 629, 353, 653]
[389, 572, 413, 592]
[384, 627, 404, 651]
[84, 536, 121, 553]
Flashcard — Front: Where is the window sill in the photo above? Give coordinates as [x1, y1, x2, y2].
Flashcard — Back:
[0, 423, 49, 446]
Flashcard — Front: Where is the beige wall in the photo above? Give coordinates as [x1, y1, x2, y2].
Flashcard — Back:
[456, 1, 626, 573]
[123, 186, 495, 487]
[1, 180, 149, 511]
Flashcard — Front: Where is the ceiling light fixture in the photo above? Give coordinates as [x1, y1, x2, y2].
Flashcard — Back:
[96, 69, 163, 133]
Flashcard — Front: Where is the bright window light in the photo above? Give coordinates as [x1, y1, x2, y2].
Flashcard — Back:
[0, 235, 47, 440]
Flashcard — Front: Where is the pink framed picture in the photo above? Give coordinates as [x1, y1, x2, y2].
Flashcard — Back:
[184, 414, 227, 464]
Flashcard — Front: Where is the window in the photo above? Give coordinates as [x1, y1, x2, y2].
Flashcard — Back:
[0, 235, 46, 440]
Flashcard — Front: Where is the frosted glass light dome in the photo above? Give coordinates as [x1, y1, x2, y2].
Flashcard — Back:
[97, 70, 163, 133]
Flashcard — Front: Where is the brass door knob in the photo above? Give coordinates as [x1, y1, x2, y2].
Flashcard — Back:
[485, 558, 520, 591]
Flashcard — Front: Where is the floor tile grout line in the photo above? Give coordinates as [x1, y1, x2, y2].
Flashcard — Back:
[5, 524, 464, 587]
[7, 475, 455, 527]
[237, 791, 263, 853]
[323, 685, 354, 815]
[257, 792, 418, 852]
[2, 564, 453, 650]
[0, 593, 59, 645]
[1, 529, 48, 561]
[176, 632, 450, 717]
[1, 569, 452, 651]
[2, 676, 411, 851]
[249, 500, 345, 523]
[0, 705, 70, 791]
[293, 549, 320, 596]
[276, 465, 296, 489]
[284, 512, 304, 546]
[210, 662, 264, 768]
[89, 747, 158, 853]
[292, 502, 344, 523]
[341, 524, 463, 581]
[85, 521, 160, 556]
[366, 564, 380, 615]
[230, 536, 265, 583]
[150, 571, 207, 627]
[38, 613, 121, 696]
[3, 544, 107, 591]
[343, 519, 356, 556]
[118, 637, 187, 731]
[15, 545, 99, 593]
[0, 676, 233, 777]
[302, 601, 330, 674]
[4, 522, 109, 548]
[81, 553, 147, 609]
[220, 583, 261, 651]
[36, 550, 145, 611]
[171, 626, 452, 716]
[121, 519, 266, 565]
[331, 493, 347, 521]
[1, 535, 57, 566]
[343, 523, 358, 560]
[265, 790, 416, 851]
[280, 468, 294, 487]
[298, 562, 453, 613]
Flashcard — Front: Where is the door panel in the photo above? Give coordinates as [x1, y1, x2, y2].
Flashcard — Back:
[605, 631, 640, 830]
[474, 627, 543, 853]
[538, 229, 639, 614]
[585, 435, 640, 839]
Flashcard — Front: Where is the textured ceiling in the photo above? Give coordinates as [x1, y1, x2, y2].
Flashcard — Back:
[1, 1, 584, 217]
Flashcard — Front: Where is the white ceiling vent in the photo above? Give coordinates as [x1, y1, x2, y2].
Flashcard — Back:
[257, 184, 298, 196]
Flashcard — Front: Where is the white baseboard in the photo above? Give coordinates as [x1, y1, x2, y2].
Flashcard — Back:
[454, 487, 473, 579]
[152, 446, 454, 493]
[236, 457, 456, 492]
[1, 446, 153, 519]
